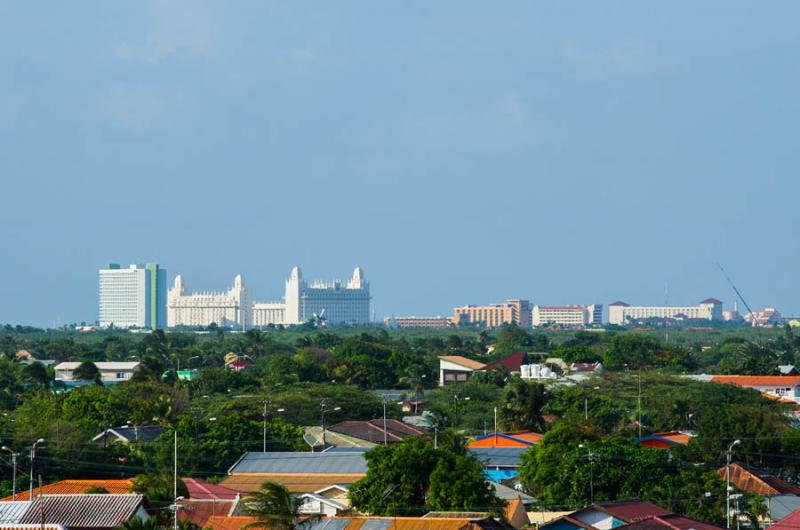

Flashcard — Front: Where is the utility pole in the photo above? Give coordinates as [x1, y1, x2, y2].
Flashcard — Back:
[319, 399, 340, 451]
[1, 447, 18, 500]
[262, 399, 269, 452]
[29, 439, 44, 502]
[382, 396, 388, 446]
[726, 440, 741, 529]
[173, 430, 178, 530]
[637, 370, 642, 439]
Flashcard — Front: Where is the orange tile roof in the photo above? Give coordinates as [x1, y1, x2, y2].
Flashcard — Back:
[717, 463, 800, 496]
[220, 473, 365, 494]
[439, 356, 486, 370]
[711, 375, 800, 387]
[0, 479, 133, 502]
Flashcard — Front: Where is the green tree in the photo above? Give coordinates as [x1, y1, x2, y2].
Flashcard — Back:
[427, 453, 501, 513]
[23, 361, 50, 389]
[114, 518, 159, 530]
[499, 378, 550, 432]
[73, 361, 102, 384]
[349, 437, 500, 516]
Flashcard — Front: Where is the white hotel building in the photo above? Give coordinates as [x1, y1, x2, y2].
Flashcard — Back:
[608, 298, 723, 325]
[532, 304, 603, 327]
[167, 266, 370, 328]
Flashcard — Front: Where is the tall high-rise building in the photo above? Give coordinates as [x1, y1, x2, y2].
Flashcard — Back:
[283, 266, 371, 325]
[98, 263, 166, 329]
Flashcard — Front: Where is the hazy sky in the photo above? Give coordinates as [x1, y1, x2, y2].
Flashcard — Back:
[2, 1, 799, 327]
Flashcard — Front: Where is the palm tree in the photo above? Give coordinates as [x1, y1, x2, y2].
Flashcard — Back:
[245, 481, 317, 530]
[500, 378, 550, 432]
[115, 517, 159, 530]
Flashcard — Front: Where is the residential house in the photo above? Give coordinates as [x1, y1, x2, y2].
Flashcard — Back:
[469, 447, 528, 484]
[539, 500, 671, 530]
[221, 451, 367, 494]
[178, 479, 241, 528]
[717, 463, 800, 522]
[779, 366, 799, 376]
[769, 508, 800, 530]
[303, 426, 377, 451]
[480, 353, 527, 375]
[0, 501, 31, 524]
[468, 431, 543, 449]
[620, 514, 723, 530]
[569, 362, 604, 374]
[439, 356, 487, 385]
[326, 419, 425, 446]
[205, 515, 514, 529]
[54, 362, 140, 385]
[635, 431, 693, 449]
[0, 480, 134, 502]
[92, 425, 166, 445]
[297, 484, 352, 518]
[711, 376, 800, 403]
[17, 494, 148, 530]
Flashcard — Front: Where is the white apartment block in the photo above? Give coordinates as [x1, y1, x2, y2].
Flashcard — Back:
[99, 263, 166, 329]
[532, 304, 603, 327]
[167, 274, 253, 328]
[167, 266, 371, 328]
[608, 298, 723, 325]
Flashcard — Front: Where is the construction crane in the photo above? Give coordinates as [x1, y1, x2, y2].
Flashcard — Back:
[716, 262, 755, 319]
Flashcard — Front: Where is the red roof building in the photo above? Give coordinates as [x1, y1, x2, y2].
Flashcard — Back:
[716, 463, 800, 496]
[480, 352, 527, 374]
[327, 419, 425, 445]
[769, 509, 800, 530]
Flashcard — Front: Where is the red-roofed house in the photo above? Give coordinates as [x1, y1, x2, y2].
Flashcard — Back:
[711, 376, 800, 403]
[468, 431, 544, 448]
[769, 508, 800, 530]
[621, 513, 723, 530]
[635, 431, 694, 448]
[327, 419, 425, 445]
[479, 352, 527, 374]
[540, 500, 671, 530]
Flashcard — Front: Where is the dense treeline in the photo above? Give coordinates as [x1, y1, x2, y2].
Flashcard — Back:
[1, 323, 799, 524]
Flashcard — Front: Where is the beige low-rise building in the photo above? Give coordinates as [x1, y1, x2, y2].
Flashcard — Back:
[452, 299, 531, 328]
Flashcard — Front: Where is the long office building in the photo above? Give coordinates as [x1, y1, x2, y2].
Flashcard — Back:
[452, 299, 531, 328]
[608, 298, 723, 325]
[532, 304, 603, 327]
[384, 316, 452, 329]
[166, 266, 370, 328]
[98, 263, 166, 329]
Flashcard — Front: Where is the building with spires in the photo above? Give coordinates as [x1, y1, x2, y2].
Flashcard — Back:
[167, 274, 253, 328]
[166, 266, 371, 328]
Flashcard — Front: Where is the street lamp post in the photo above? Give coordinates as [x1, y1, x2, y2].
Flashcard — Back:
[319, 399, 340, 451]
[727, 439, 741, 529]
[452, 393, 470, 429]
[260, 399, 285, 452]
[1, 446, 18, 500]
[29, 438, 44, 501]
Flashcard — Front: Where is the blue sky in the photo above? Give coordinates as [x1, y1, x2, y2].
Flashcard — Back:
[1, 1, 799, 326]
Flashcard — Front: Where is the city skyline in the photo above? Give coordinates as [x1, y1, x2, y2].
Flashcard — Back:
[2, 2, 800, 326]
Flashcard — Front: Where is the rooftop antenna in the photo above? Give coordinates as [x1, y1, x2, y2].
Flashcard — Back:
[716, 262, 755, 319]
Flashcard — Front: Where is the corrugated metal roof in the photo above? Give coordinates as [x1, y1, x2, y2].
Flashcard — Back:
[18, 494, 144, 528]
[469, 447, 526, 467]
[0, 502, 31, 524]
[230, 452, 367, 474]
